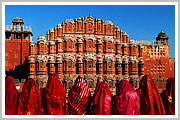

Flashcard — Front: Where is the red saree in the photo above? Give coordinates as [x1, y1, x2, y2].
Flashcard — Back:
[92, 81, 112, 115]
[5, 75, 18, 115]
[160, 78, 175, 115]
[45, 73, 67, 115]
[116, 79, 140, 115]
[136, 75, 165, 115]
[17, 78, 44, 115]
[68, 75, 90, 115]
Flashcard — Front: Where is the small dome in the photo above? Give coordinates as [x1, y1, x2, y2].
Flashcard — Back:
[57, 38, 62, 43]
[30, 41, 35, 46]
[97, 58, 103, 63]
[36, 56, 42, 62]
[77, 39, 83, 43]
[57, 24, 62, 29]
[38, 36, 46, 40]
[97, 39, 102, 44]
[49, 41, 55, 45]
[49, 28, 54, 33]
[122, 43, 127, 47]
[116, 40, 120, 44]
[12, 17, 23, 23]
[77, 35, 82, 38]
[64, 18, 75, 24]
[129, 57, 134, 62]
[122, 57, 128, 62]
[116, 56, 122, 63]
[56, 55, 62, 63]
[48, 56, 54, 63]
[104, 20, 113, 25]
[116, 26, 120, 31]
[28, 58, 35, 63]
[97, 36, 101, 39]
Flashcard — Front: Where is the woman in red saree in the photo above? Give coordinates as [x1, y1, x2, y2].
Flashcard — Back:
[92, 81, 112, 115]
[68, 75, 90, 115]
[136, 75, 165, 115]
[160, 78, 175, 115]
[5, 75, 18, 115]
[44, 73, 67, 115]
[17, 78, 44, 115]
[115, 79, 140, 115]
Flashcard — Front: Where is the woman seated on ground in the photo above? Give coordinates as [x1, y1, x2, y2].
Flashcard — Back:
[136, 75, 165, 115]
[115, 79, 140, 115]
[17, 78, 44, 115]
[92, 80, 112, 115]
[5, 75, 18, 115]
[160, 77, 175, 115]
[42, 73, 67, 115]
[68, 75, 90, 115]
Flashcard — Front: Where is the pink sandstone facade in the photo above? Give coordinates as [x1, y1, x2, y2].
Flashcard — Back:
[5, 16, 175, 94]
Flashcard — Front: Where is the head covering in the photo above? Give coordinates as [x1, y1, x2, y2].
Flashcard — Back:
[160, 78, 175, 115]
[92, 81, 112, 115]
[116, 79, 140, 115]
[136, 75, 165, 115]
[45, 73, 67, 115]
[17, 78, 44, 115]
[5, 75, 18, 115]
[68, 75, 90, 115]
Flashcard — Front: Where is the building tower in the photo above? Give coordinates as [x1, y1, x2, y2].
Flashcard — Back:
[5, 17, 33, 79]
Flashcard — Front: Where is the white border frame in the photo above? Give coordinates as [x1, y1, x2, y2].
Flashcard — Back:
[2, 2, 178, 118]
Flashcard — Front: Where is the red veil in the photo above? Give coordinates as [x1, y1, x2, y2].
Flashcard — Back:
[68, 75, 90, 115]
[17, 78, 44, 115]
[44, 73, 67, 115]
[136, 75, 165, 115]
[92, 81, 112, 115]
[5, 75, 18, 115]
[160, 78, 175, 115]
[116, 79, 140, 115]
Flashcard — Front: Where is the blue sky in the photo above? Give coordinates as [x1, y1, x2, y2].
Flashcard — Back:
[5, 5, 175, 58]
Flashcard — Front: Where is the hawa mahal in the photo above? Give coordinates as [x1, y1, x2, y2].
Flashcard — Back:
[5, 16, 175, 95]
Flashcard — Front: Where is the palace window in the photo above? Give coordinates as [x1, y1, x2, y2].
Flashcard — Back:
[68, 62, 72, 68]
[15, 53, 18, 58]
[89, 64, 92, 68]
[108, 62, 112, 68]
[68, 82, 72, 89]
[5, 61, 8, 66]
[88, 81, 94, 88]
[109, 81, 113, 88]
[68, 25, 72, 31]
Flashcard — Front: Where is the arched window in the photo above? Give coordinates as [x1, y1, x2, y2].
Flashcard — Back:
[88, 80, 94, 88]
[108, 62, 112, 68]
[108, 26, 111, 33]
[68, 24, 72, 31]
[68, 82, 72, 89]
[109, 81, 113, 88]
[88, 61, 93, 68]
[68, 62, 72, 68]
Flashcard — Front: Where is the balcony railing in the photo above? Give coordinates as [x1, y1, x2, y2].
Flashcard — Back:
[5, 25, 32, 32]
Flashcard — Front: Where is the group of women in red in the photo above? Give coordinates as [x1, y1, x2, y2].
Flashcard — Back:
[5, 74, 175, 115]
